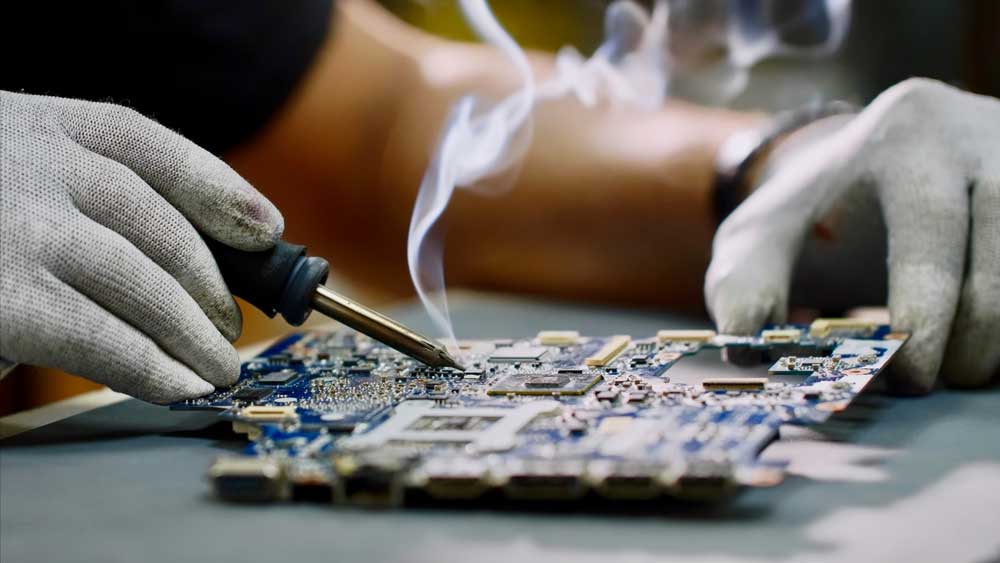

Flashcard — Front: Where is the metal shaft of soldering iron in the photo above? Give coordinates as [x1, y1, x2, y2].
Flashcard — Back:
[311, 285, 463, 370]
[203, 236, 463, 370]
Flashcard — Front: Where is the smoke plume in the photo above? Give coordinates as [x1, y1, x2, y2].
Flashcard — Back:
[407, 0, 851, 345]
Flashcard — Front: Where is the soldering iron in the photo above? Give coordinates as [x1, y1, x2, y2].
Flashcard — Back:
[204, 238, 463, 370]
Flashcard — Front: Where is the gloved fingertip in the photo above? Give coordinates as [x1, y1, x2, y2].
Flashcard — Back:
[171, 381, 216, 404]
[144, 377, 215, 405]
[214, 192, 285, 251]
[218, 316, 242, 344]
[186, 378, 217, 399]
[206, 297, 243, 344]
[706, 273, 784, 336]
[197, 343, 241, 389]
[884, 357, 936, 396]
[183, 148, 285, 251]
[714, 301, 773, 336]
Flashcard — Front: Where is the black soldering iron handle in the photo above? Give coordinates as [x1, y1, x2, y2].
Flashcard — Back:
[203, 237, 330, 326]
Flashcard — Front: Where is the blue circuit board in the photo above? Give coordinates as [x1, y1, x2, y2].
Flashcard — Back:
[173, 319, 907, 507]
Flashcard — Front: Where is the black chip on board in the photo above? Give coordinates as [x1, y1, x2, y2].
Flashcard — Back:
[257, 370, 300, 385]
[231, 387, 273, 402]
[525, 375, 569, 388]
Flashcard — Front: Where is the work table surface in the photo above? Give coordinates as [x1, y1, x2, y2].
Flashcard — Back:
[2, 294, 998, 563]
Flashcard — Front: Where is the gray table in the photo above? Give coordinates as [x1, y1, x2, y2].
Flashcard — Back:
[3, 294, 999, 563]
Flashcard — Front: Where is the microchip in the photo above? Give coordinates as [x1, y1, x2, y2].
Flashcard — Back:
[488, 347, 548, 363]
[525, 375, 569, 388]
[487, 373, 602, 396]
[257, 370, 299, 385]
[231, 387, 273, 403]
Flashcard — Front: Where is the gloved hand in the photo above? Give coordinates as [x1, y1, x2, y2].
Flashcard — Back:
[0, 91, 284, 403]
[705, 78, 1000, 394]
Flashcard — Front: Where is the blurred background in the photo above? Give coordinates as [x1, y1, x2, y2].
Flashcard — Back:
[1, 0, 996, 415]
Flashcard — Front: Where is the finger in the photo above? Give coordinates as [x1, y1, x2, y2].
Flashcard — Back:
[53, 99, 283, 251]
[879, 163, 969, 395]
[706, 133, 857, 335]
[49, 218, 240, 388]
[63, 145, 242, 341]
[4, 272, 214, 403]
[941, 178, 1000, 388]
[706, 204, 801, 336]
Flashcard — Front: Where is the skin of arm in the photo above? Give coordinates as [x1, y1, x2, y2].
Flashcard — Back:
[225, 0, 765, 309]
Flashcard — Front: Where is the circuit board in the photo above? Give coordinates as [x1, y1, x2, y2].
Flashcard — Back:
[172, 319, 907, 507]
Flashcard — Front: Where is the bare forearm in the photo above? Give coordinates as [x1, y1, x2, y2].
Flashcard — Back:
[228, 0, 764, 306]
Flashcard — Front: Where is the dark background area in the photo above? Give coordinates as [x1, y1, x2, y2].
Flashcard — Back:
[381, 0, 999, 100]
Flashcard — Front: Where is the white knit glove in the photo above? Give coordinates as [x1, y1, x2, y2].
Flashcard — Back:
[0, 91, 284, 403]
[706, 78, 1000, 394]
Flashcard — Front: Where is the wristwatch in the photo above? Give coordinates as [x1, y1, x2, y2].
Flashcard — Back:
[713, 99, 858, 224]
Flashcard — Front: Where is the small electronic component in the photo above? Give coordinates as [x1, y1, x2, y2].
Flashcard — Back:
[257, 370, 300, 385]
[231, 387, 274, 403]
[239, 405, 298, 422]
[537, 330, 580, 346]
[761, 328, 802, 344]
[487, 346, 548, 363]
[769, 356, 828, 376]
[584, 335, 630, 366]
[809, 318, 878, 338]
[173, 325, 907, 510]
[656, 330, 716, 344]
[702, 377, 768, 391]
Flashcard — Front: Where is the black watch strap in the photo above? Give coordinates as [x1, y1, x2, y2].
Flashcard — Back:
[712, 99, 857, 225]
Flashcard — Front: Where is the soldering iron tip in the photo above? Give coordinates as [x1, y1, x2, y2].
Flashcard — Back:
[439, 351, 465, 371]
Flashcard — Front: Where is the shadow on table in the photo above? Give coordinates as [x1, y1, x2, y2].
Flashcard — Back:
[0, 399, 243, 452]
